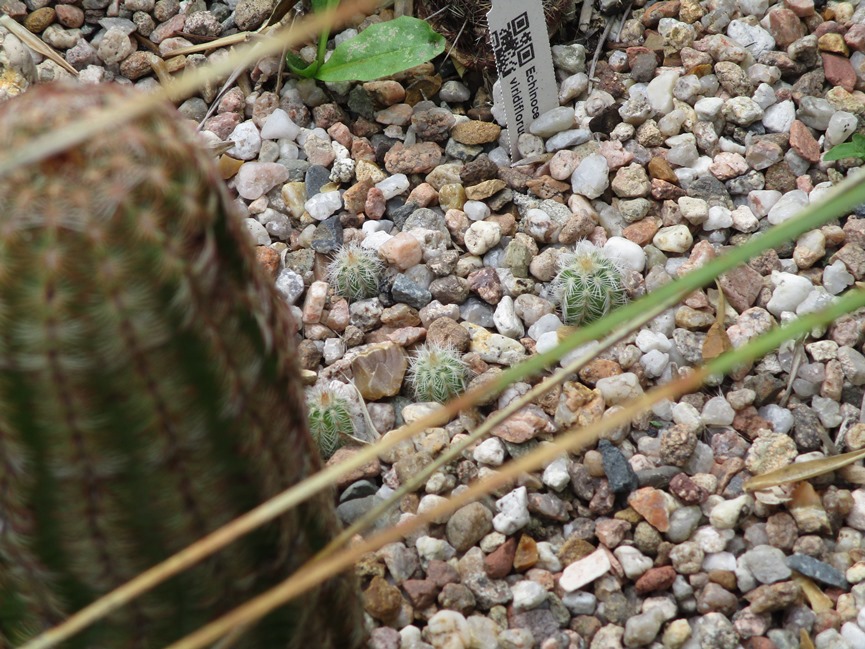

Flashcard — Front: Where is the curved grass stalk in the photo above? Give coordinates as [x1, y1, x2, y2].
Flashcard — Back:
[314, 298, 671, 561]
[164, 286, 865, 649]
[19, 168, 865, 649]
[0, 0, 380, 177]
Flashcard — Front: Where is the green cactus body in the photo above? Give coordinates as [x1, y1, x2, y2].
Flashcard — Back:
[307, 387, 354, 458]
[408, 343, 467, 403]
[0, 84, 363, 648]
[326, 243, 382, 302]
[552, 242, 629, 326]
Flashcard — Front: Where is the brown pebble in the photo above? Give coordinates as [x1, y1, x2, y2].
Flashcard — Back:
[647, 156, 678, 183]
[451, 120, 502, 145]
[484, 536, 517, 579]
[24, 6, 55, 32]
[513, 534, 539, 572]
[635, 565, 677, 594]
[254, 246, 280, 279]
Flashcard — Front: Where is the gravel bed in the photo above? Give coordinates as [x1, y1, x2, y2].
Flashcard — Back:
[3, 0, 865, 647]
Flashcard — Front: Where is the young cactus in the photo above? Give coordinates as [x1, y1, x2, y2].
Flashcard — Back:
[409, 343, 468, 402]
[552, 241, 629, 326]
[0, 83, 363, 649]
[326, 243, 383, 301]
[307, 386, 355, 458]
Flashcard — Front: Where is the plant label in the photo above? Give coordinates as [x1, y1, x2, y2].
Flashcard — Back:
[487, 0, 559, 162]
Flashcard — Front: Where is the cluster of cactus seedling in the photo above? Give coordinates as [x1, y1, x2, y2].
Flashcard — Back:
[326, 243, 383, 302]
[408, 343, 468, 402]
[307, 386, 355, 458]
[552, 241, 629, 326]
[0, 83, 363, 649]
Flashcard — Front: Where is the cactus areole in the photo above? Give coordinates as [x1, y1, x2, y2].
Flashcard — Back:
[0, 84, 364, 648]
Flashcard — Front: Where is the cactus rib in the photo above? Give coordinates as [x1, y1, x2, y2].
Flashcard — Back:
[0, 83, 364, 649]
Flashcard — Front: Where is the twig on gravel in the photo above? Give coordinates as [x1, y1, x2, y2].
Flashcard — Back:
[614, 0, 633, 41]
[587, 17, 613, 93]
[0, 15, 78, 76]
[578, 0, 593, 32]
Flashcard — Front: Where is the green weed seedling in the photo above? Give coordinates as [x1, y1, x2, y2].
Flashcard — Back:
[824, 133, 865, 162]
[286, 0, 444, 81]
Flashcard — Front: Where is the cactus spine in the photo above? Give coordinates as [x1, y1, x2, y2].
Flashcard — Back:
[408, 343, 468, 402]
[307, 387, 355, 458]
[326, 243, 383, 302]
[0, 83, 363, 649]
[552, 241, 629, 326]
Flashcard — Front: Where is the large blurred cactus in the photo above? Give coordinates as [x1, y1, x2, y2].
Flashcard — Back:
[0, 83, 364, 648]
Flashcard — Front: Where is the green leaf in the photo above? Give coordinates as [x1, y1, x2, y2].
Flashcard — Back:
[824, 133, 865, 162]
[315, 16, 445, 82]
[285, 50, 320, 78]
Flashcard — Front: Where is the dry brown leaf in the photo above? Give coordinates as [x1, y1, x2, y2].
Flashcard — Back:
[744, 446, 865, 491]
[702, 280, 733, 360]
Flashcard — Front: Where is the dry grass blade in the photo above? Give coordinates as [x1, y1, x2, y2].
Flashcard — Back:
[21, 171, 865, 649]
[164, 373, 708, 649]
[792, 574, 835, 614]
[315, 299, 671, 560]
[0, 0, 379, 177]
[165, 286, 865, 649]
[702, 280, 732, 360]
[161, 32, 253, 57]
[743, 446, 865, 491]
[0, 15, 78, 76]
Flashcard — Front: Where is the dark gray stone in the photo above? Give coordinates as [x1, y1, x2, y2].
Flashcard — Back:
[598, 439, 639, 494]
[310, 215, 343, 254]
[391, 274, 432, 309]
[305, 164, 332, 197]
[785, 554, 849, 589]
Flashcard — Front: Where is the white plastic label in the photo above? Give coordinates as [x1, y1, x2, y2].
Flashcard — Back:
[487, 0, 559, 162]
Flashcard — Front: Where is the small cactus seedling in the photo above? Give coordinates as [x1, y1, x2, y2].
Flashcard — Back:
[408, 343, 468, 402]
[326, 243, 383, 302]
[307, 386, 355, 458]
[0, 83, 363, 649]
[552, 241, 629, 326]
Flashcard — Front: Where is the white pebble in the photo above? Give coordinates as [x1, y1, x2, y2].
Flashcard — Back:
[542, 456, 571, 492]
[767, 190, 809, 225]
[425, 610, 472, 649]
[653, 225, 693, 253]
[604, 236, 646, 272]
[826, 112, 858, 147]
[702, 396, 735, 426]
[494, 296, 524, 339]
[636, 330, 672, 353]
[464, 221, 502, 255]
[641, 350, 670, 378]
[762, 99, 795, 133]
[227, 120, 262, 160]
[463, 200, 491, 221]
[570, 153, 610, 199]
[529, 106, 575, 137]
[243, 218, 271, 246]
[260, 108, 301, 140]
[704, 206, 733, 231]
[824, 260, 855, 295]
[304, 190, 343, 221]
[511, 581, 548, 611]
[647, 70, 679, 114]
[710, 494, 754, 529]
[375, 173, 409, 200]
[493, 486, 531, 535]
[473, 438, 505, 466]
[235, 162, 289, 201]
[767, 271, 814, 316]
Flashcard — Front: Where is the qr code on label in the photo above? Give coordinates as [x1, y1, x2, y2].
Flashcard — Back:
[490, 11, 536, 77]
